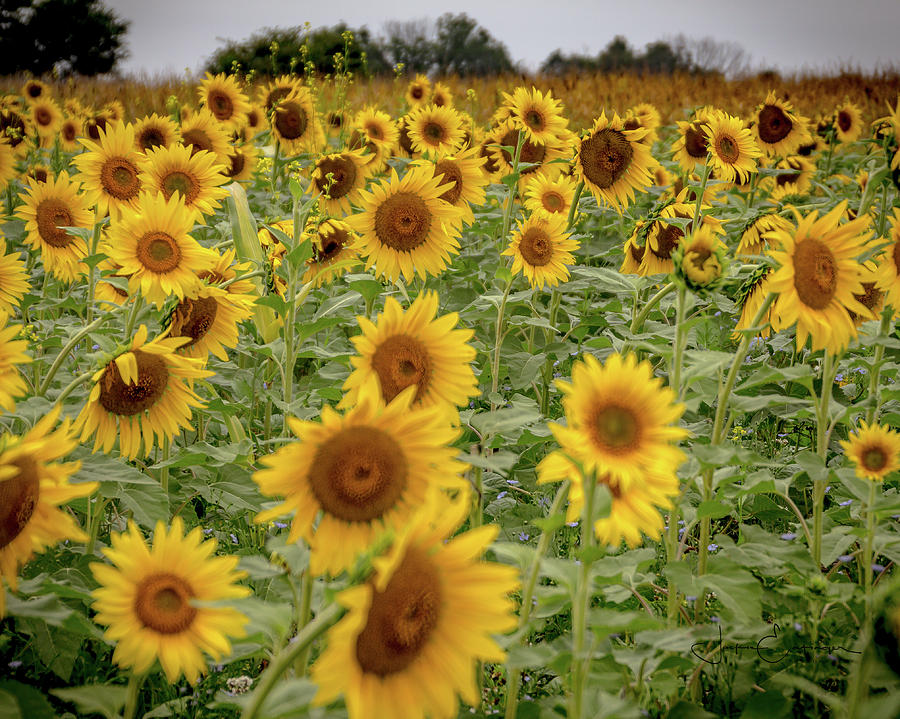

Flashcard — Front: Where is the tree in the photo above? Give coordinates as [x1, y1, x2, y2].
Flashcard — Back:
[668, 34, 752, 78]
[597, 36, 635, 72]
[0, 0, 128, 76]
[382, 19, 434, 73]
[431, 13, 514, 76]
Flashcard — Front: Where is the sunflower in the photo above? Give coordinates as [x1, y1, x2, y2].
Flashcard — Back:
[431, 81, 453, 109]
[311, 491, 518, 719]
[349, 107, 399, 168]
[768, 155, 816, 196]
[878, 208, 900, 312]
[752, 92, 806, 157]
[272, 87, 323, 156]
[179, 107, 231, 162]
[21, 79, 49, 103]
[243, 103, 268, 138]
[139, 143, 228, 223]
[417, 147, 489, 226]
[222, 142, 258, 183]
[0, 141, 14, 191]
[848, 260, 886, 327]
[75, 325, 212, 459]
[341, 291, 478, 414]
[103, 100, 124, 123]
[311, 149, 371, 216]
[94, 257, 132, 310]
[737, 211, 793, 256]
[576, 111, 654, 210]
[766, 201, 872, 354]
[620, 230, 647, 275]
[524, 171, 577, 218]
[733, 267, 774, 341]
[59, 116, 81, 152]
[198, 72, 250, 132]
[16, 171, 93, 283]
[626, 102, 662, 145]
[703, 111, 761, 184]
[133, 113, 180, 153]
[164, 284, 252, 361]
[840, 421, 900, 482]
[406, 104, 465, 157]
[537, 450, 676, 548]
[83, 112, 111, 143]
[90, 516, 249, 683]
[638, 192, 723, 276]
[302, 218, 360, 287]
[258, 75, 303, 113]
[0, 314, 30, 412]
[105, 191, 216, 308]
[0, 406, 95, 617]
[30, 98, 62, 144]
[834, 101, 864, 144]
[653, 165, 672, 188]
[503, 211, 579, 290]
[0, 105, 32, 156]
[253, 379, 467, 576]
[488, 119, 568, 186]
[348, 165, 464, 283]
[72, 120, 144, 220]
[545, 352, 687, 492]
[673, 225, 727, 293]
[501, 86, 568, 147]
[199, 247, 257, 299]
[26, 164, 49, 184]
[406, 74, 431, 108]
[671, 106, 715, 174]
[0, 238, 30, 314]
[324, 109, 347, 140]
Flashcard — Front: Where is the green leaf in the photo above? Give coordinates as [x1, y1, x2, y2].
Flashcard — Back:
[698, 501, 732, 519]
[0, 681, 54, 719]
[668, 700, 717, 719]
[739, 690, 791, 719]
[51, 684, 128, 719]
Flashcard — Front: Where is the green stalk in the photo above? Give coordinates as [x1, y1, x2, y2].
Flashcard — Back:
[293, 571, 314, 676]
[85, 216, 103, 324]
[55, 369, 97, 405]
[570, 470, 598, 719]
[865, 309, 893, 425]
[123, 296, 143, 339]
[37, 313, 113, 395]
[629, 282, 677, 337]
[497, 130, 525, 245]
[692, 159, 712, 229]
[671, 286, 688, 401]
[539, 289, 562, 415]
[566, 181, 584, 230]
[281, 260, 299, 435]
[489, 276, 514, 410]
[505, 482, 569, 719]
[122, 672, 145, 719]
[812, 351, 839, 569]
[864, 479, 878, 626]
[241, 603, 344, 719]
[86, 498, 110, 556]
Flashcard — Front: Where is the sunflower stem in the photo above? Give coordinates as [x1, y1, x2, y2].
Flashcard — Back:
[505, 481, 568, 719]
[281, 259, 300, 435]
[123, 296, 143, 339]
[864, 479, 879, 626]
[122, 671, 145, 719]
[671, 286, 688, 401]
[55, 369, 97, 405]
[85, 215, 103, 324]
[692, 159, 712, 230]
[812, 351, 839, 569]
[38, 313, 114, 396]
[570, 469, 598, 719]
[241, 603, 344, 719]
[565, 181, 584, 230]
[86, 497, 110, 556]
[865, 309, 893, 425]
[490, 276, 514, 411]
[497, 130, 524, 246]
[293, 570, 314, 677]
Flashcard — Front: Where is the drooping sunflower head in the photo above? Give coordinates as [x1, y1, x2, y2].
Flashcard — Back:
[732, 265, 774, 341]
[405, 74, 431, 108]
[311, 149, 371, 216]
[501, 86, 569, 146]
[703, 110, 762, 184]
[840, 420, 900, 481]
[254, 379, 467, 576]
[139, 142, 228, 222]
[753, 91, 805, 156]
[577, 111, 654, 210]
[671, 106, 715, 173]
[767, 154, 816, 197]
[341, 291, 478, 414]
[406, 103, 465, 157]
[347, 165, 465, 283]
[834, 100, 864, 144]
[90, 516, 249, 683]
[847, 260, 886, 327]
[737, 211, 793, 256]
[672, 224, 728, 294]
[198, 72, 250, 131]
[133, 113, 180, 154]
[502, 211, 580, 290]
[302, 218, 360, 288]
[638, 193, 723, 277]
[164, 283, 253, 361]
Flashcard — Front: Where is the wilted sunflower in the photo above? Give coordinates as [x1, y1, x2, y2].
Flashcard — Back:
[222, 142, 258, 183]
[576, 111, 654, 210]
[311, 149, 370, 216]
[671, 106, 715, 174]
[0, 238, 30, 314]
[878, 208, 900, 312]
[312, 491, 518, 719]
[72, 120, 144, 220]
[537, 450, 677, 548]
[16, 171, 93, 282]
[737, 211, 792, 255]
[348, 165, 464, 283]
[302, 218, 360, 287]
[752, 92, 806, 156]
[840, 421, 900, 482]
[0, 314, 30, 412]
[406, 104, 465, 156]
[30, 98, 62, 144]
[0, 406, 94, 617]
[272, 87, 323, 156]
[834, 101, 864, 144]
[703, 111, 761, 184]
[766, 202, 872, 354]
[139, 143, 228, 222]
[501, 86, 568, 146]
[418, 147, 489, 225]
[105, 191, 215, 308]
[524, 172, 577, 218]
[198, 72, 250, 132]
[75, 324, 212, 459]
[90, 516, 249, 684]
[547, 352, 687, 492]
[164, 284, 252, 361]
[405, 74, 431, 108]
[133, 113, 180, 153]
[431, 81, 453, 108]
[253, 379, 467, 576]
[733, 267, 774, 341]
[503, 211, 580, 290]
[179, 107, 231, 161]
[59, 116, 81, 152]
[341, 291, 478, 413]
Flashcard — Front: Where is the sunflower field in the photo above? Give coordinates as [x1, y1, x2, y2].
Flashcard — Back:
[1, 60, 900, 719]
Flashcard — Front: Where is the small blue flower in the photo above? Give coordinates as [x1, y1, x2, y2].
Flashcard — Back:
[873, 563, 886, 573]
[230, 533, 238, 544]
[274, 521, 288, 529]
[707, 543, 718, 552]
[714, 311, 721, 317]
[686, 595, 697, 602]
[203, 528, 213, 534]
[507, 479, 519, 486]
[497, 491, 507, 499]
[793, 622, 802, 631]
[838, 554, 854, 562]
[839, 499, 852, 507]
[710, 616, 720, 623]
[92, 343, 100, 350]
[566, 521, 578, 527]
[780, 532, 797, 540]
[518, 532, 529, 541]
[8, 661, 22, 669]
[262, 382, 268, 389]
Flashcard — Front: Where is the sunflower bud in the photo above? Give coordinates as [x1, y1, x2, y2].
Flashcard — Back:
[672, 225, 728, 296]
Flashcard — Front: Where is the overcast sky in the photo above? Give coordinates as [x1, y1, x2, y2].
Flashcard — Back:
[107, 0, 900, 78]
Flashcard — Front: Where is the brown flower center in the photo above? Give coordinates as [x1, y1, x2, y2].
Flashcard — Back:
[863, 446, 888, 472]
[524, 109, 544, 131]
[519, 227, 554, 267]
[499, 129, 545, 175]
[422, 121, 445, 144]
[138, 127, 166, 152]
[590, 404, 641, 454]
[410, 86, 424, 100]
[35, 107, 52, 127]
[100, 157, 141, 201]
[26, 84, 42, 99]
[373, 192, 431, 252]
[169, 295, 218, 347]
[275, 101, 308, 141]
[181, 129, 212, 156]
[62, 122, 77, 142]
[226, 150, 246, 178]
[134, 573, 197, 634]
[313, 227, 349, 264]
[837, 110, 852, 133]
[265, 87, 292, 112]
[36, 198, 75, 248]
[684, 122, 708, 158]
[579, 128, 634, 189]
[137, 231, 182, 273]
[792, 238, 837, 310]
[365, 122, 384, 141]
[433, 93, 447, 108]
[315, 156, 357, 199]
[208, 90, 234, 121]
[0, 457, 40, 550]
[715, 134, 739, 163]
[893, 239, 900, 275]
[161, 170, 199, 205]
[758, 105, 792, 144]
[98, 349, 169, 416]
[371, 334, 431, 403]
[652, 223, 684, 260]
[434, 161, 462, 205]
[398, 122, 414, 155]
[355, 547, 442, 676]
[541, 191, 565, 213]
[308, 426, 408, 522]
